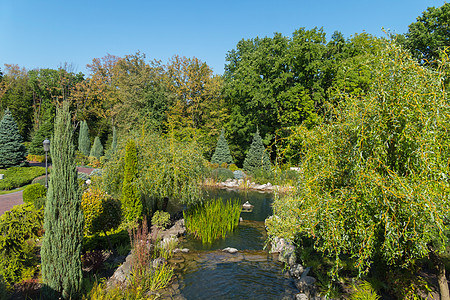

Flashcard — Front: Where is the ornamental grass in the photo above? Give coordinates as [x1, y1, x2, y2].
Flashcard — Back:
[183, 198, 241, 244]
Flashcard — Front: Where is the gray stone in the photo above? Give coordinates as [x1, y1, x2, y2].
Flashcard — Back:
[296, 276, 317, 296]
[222, 247, 238, 253]
[152, 257, 167, 268]
[181, 248, 190, 253]
[296, 294, 309, 300]
[107, 252, 133, 287]
[289, 264, 305, 279]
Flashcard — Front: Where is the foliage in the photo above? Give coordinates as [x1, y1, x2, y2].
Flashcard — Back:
[211, 128, 233, 165]
[403, 3, 450, 65]
[0, 275, 7, 300]
[183, 198, 241, 244]
[243, 128, 271, 174]
[0, 109, 27, 168]
[0, 204, 43, 289]
[22, 183, 46, 206]
[210, 167, 235, 182]
[229, 163, 238, 172]
[81, 187, 121, 236]
[41, 101, 84, 299]
[350, 281, 380, 300]
[83, 228, 129, 252]
[78, 120, 90, 156]
[90, 136, 104, 159]
[28, 121, 53, 156]
[0, 166, 45, 191]
[267, 43, 450, 289]
[26, 154, 45, 163]
[151, 210, 171, 229]
[122, 139, 142, 222]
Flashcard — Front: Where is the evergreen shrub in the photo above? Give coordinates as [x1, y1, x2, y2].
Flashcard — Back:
[122, 139, 142, 222]
[78, 120, 90, 156]
[0, 109, 27, 168]
[211, 128, 233, 165]
[229, 164, 239, 172]
[0, 167, 46, 191]
[23, 183, 46, 206]
[151, 210, 171, 229]
[243, 128, 271, 174]
[0, 204, 43, 288]
[210, 168, 234, 182]
[90, 137, 103, 159]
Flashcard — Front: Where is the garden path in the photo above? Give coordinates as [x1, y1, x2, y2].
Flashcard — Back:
[0, 165, 94, 216]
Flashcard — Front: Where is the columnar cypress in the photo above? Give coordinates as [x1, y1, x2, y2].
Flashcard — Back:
[211, 128, 234, 165]
[0, 109, 27, 168]
[122, 139, 142, 222]
[90, 136, 103, 159]
[78, 120, 90, 156]
[243, 128, 271, 173]
[40, 101, 84, 299]
[111, 126, 118, 153]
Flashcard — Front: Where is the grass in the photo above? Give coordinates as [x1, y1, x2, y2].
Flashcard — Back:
[183, 198, 241, 244]
[0, 186, 27, 195]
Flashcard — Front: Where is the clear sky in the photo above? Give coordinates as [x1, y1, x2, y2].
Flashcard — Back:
[0, 0, 447, 76]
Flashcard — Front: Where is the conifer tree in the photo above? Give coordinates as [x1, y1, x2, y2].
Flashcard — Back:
[243, 128, 271, 173]
[0, 109, 27, 168]
[40, 101, 83, 299]
[122, 139, 142, 222]
[78, 120, 90, 156]
[90, 136, 103, 159]
[28, 121, 54, 155]
[106, 127, 118, 160]
[211, 128, 234, 165]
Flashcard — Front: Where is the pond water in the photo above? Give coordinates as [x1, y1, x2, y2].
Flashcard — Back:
[165, 188, 299, 299]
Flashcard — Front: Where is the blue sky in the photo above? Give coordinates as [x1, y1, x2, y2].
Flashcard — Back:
[0, 0, 447, 75]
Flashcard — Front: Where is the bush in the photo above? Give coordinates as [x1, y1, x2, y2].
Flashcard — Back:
[87, 156, 101, 168]
[229, 164, 239, 172]
[0, 167, 46, 191]
[0, 275, 7, 300]
[0, 204, 43, 288]
[26, 154, 45, 163]
[151, 210, 171, 229]
[75, 151, 89, 166]
[23, 183, 46, 206]
[210, 168, 234, 182]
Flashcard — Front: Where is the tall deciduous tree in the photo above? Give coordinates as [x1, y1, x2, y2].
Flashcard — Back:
[243, 128, 271, 174]
[122, 139, 142, 222]
[0, 109, 27, 168]
[211, 128, 233, 165]
[41, 101, 83, 299]
[78, 120, 90, 156]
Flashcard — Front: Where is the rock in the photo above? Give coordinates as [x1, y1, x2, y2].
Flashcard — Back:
[222, 247, 238, 253]
[150, 219, 185, 241]
[289, 264, 305, 279]
[152, 257, 167, 268]
[181, 248, 190, 253]
[239, 217, 243, 222]
[271, 237, 297, 266]
[107, 252, 133, 287]
[173, 248, 181, 253]
[296, 276, 317, 296]
[242, 201, 253, 210]
[296, 294, 309, 300]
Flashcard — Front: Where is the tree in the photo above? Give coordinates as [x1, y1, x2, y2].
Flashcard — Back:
[243, 128, 271, 174]
[78, 120, 90, 156]
[122, 139, 142, 222]
[40, 101, 84, 299]
[90, 136, 103, 159]
[0, 109, 27, 168]
[211, 128, 233, 165]
[404, 3, 450, 65]
[267, 43, 450, 298]
[28, 121, 54, 155]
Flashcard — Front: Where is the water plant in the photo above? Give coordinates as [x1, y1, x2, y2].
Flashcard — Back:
[183, 198, 241, 244]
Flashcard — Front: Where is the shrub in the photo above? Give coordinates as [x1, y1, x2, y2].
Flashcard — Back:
[23, 183, 46, 206]
[75, 151, 89, 166]
[350, 281, 380, 300]
[233, 170, 246, 180]
[0, 275, 7, 300]
[0, 167, 46, 191]
[183, 198, 241, 244]
[121, 139, 142, 222]
[0, 204, 43, 288]
[210, 168, 234, 182]
[243, 128, 271, 174]
[229, 163, 239, 172]
[87, 156, 101, 168]
[151, 210, 171, 229]
[0, 109, 27, 168]
[89, 169, 103, 177]
[26, 154, 45, 163]
[90, 137, 103, 160]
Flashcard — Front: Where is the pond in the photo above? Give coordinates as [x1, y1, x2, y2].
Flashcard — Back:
[164, 188, 299, 299]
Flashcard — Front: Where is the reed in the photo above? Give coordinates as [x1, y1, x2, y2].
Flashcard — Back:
[183, 198, 241, 244]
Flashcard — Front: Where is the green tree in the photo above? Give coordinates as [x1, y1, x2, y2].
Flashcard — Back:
[40, 101, 84, 299]
[267, 43, 450, 298]
[90, 136, 103, 159]
[211, 128, 233, 165]
[122, 139, 142, 222]
[78, 120, 90, 156]
[0, 109, 27, 168]
[403, 3, 450, 65]
[243, 128, 271, 174]
[28, 121, 54, 156]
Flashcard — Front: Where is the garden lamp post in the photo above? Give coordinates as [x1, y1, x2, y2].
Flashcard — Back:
[43, 138, 50, 189]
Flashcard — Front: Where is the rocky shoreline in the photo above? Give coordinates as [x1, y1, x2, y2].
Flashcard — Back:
[205, 178, 294, 193]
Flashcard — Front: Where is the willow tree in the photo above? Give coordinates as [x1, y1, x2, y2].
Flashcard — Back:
[41, 101, 84, 299]
[267, 43, 450, 298]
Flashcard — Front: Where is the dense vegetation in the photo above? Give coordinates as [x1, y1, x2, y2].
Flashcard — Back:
[1, 2, 450, 299]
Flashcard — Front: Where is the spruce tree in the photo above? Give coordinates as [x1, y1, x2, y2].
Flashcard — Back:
[90, 136, 103, 159]
[78, 120, 90, 156]
[122, 139, 142, 222]
[243, 128, 271, 173]
[211, 128, 234, 165]
[40, 101, 84, 299]
[28, 121, 54, 155]
[0, 109, 27, 168]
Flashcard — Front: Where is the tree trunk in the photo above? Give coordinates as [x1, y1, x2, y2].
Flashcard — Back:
[429, 247, 450, 300]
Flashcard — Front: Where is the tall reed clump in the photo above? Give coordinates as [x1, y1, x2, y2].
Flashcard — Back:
[183, 198, 241, 244]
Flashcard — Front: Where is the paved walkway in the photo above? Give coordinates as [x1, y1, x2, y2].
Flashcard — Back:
[0, 165, 94, 216]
